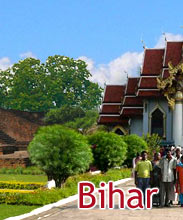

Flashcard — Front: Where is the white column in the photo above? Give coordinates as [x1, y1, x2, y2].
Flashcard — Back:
[173, 92, 183, 146]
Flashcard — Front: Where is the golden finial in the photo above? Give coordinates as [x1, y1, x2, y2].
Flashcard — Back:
[162, 32, 167, 42]
[124, 71, 128, 79]
[141, 39, 146, 50]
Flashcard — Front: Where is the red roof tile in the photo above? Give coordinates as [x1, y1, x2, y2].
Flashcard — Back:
[162, 69, 170, 79]
[137, 90, 162, 97]
[121, 108, 143, 116]
[138, 77, 158, 89]
[103, 85, 125, 103]
[98, 116, 128, 125]
[164, 42, 183, 67]
[125, 78, 139, 95]
[123, 96, 143, 106]
[142, 49, 164, 75]
[101, 105, 121, 114]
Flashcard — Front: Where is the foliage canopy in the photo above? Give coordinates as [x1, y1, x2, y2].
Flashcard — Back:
[0, 56, 102, 111]
[28, 125, 93, 187]
[64, 110, 99, 133]
[44, 105, 85, 125]
[122, 134, 148, 167]
[44, 106, 100, 134]
[143, 133, 161, 159]
[87, 131, 127, 171]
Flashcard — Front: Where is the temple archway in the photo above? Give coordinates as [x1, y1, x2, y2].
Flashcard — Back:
[149, 105, 166, 138]
[115, 128, 124, 135]
[112, 125, 127, 136]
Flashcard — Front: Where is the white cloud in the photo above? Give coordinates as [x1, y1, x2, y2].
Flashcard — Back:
[20, 51, 37, 59]
[155, 33, 183, 48]
[79, 33, 183, 87]
[0, 57, 12, 70]
[78, 52, 143, 87]
[1, 33, 183, 85]
[0, 51, 37, 71]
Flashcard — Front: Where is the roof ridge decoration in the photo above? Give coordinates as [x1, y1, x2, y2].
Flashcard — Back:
[157, 61, 183, 110]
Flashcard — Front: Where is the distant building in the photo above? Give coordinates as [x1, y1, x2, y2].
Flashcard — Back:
[98, 41, 183, 147]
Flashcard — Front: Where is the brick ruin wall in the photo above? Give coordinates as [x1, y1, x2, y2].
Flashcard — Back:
[0, 109, 40, 142]
[0, 109, 43, 167]
[0, 151, 30, 168]
[0, 157, 30, 168]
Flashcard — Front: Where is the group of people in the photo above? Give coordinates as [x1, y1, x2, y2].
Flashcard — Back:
[133, 146, 183, 208]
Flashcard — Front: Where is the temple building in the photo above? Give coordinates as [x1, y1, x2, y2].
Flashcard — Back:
[98, 41, 183, 147]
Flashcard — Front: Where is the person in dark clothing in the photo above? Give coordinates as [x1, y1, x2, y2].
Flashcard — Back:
[151, 152, 161, 206]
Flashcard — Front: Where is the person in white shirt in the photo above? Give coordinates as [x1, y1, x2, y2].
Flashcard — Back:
[159, 149, 177, 207]
[175, 147, 182, 164]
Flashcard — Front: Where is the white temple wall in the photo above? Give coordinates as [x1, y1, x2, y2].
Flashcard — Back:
[130, 117, 143, 136]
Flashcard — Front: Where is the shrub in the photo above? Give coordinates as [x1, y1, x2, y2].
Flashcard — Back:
[122, 134, 148, 167]
[28, 125, 93, 187]
[0, 189, 34, 193]
[143, 133, 161, 159]
[87, 131, 127, 172]
[0, 166, 45, 175]
[0, 181, 44, 190]
[0, 189, 59, 205]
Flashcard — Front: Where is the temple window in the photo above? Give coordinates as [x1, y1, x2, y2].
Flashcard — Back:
[149, 106, 166, 138]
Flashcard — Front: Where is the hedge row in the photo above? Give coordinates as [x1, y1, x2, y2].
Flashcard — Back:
[0, 189, 34, 193]
[0, 166, 45, 175]
[0, 168, 131, 205]
[0, 181, 45, 190]
[0, 187, 76, 205]
[65, 168, 131, 188]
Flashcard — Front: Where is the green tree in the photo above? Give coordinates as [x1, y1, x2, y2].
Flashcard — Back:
[143, 133, 161, 159]
[65, 110, 98, 133]
[44, 105, 85, 125]
[44, 55, 102, 110]
[87, 131, 127, 172]
[0, 56, 102, 111]
[0, 58, 50, 111]
[122, 134, 148, 167]
[28, 125, 93, 187]
[45, 107, 102, 134]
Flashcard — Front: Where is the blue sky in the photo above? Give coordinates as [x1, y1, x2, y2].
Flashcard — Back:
[1, 0, 183, 86]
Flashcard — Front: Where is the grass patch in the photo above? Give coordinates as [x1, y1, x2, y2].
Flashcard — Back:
[0, 174, 47, 183]
[0, 204, 40, 220]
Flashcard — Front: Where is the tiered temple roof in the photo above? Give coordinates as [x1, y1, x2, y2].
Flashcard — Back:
[99, 85, 128, 125]
[121, 78, 143, 117]
[98, 41, 183, 126]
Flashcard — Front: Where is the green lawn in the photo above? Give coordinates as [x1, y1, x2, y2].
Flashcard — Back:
[0, 174, 47, 219]
[0, 174, 47, 183]
[0, 204, 40, 220]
